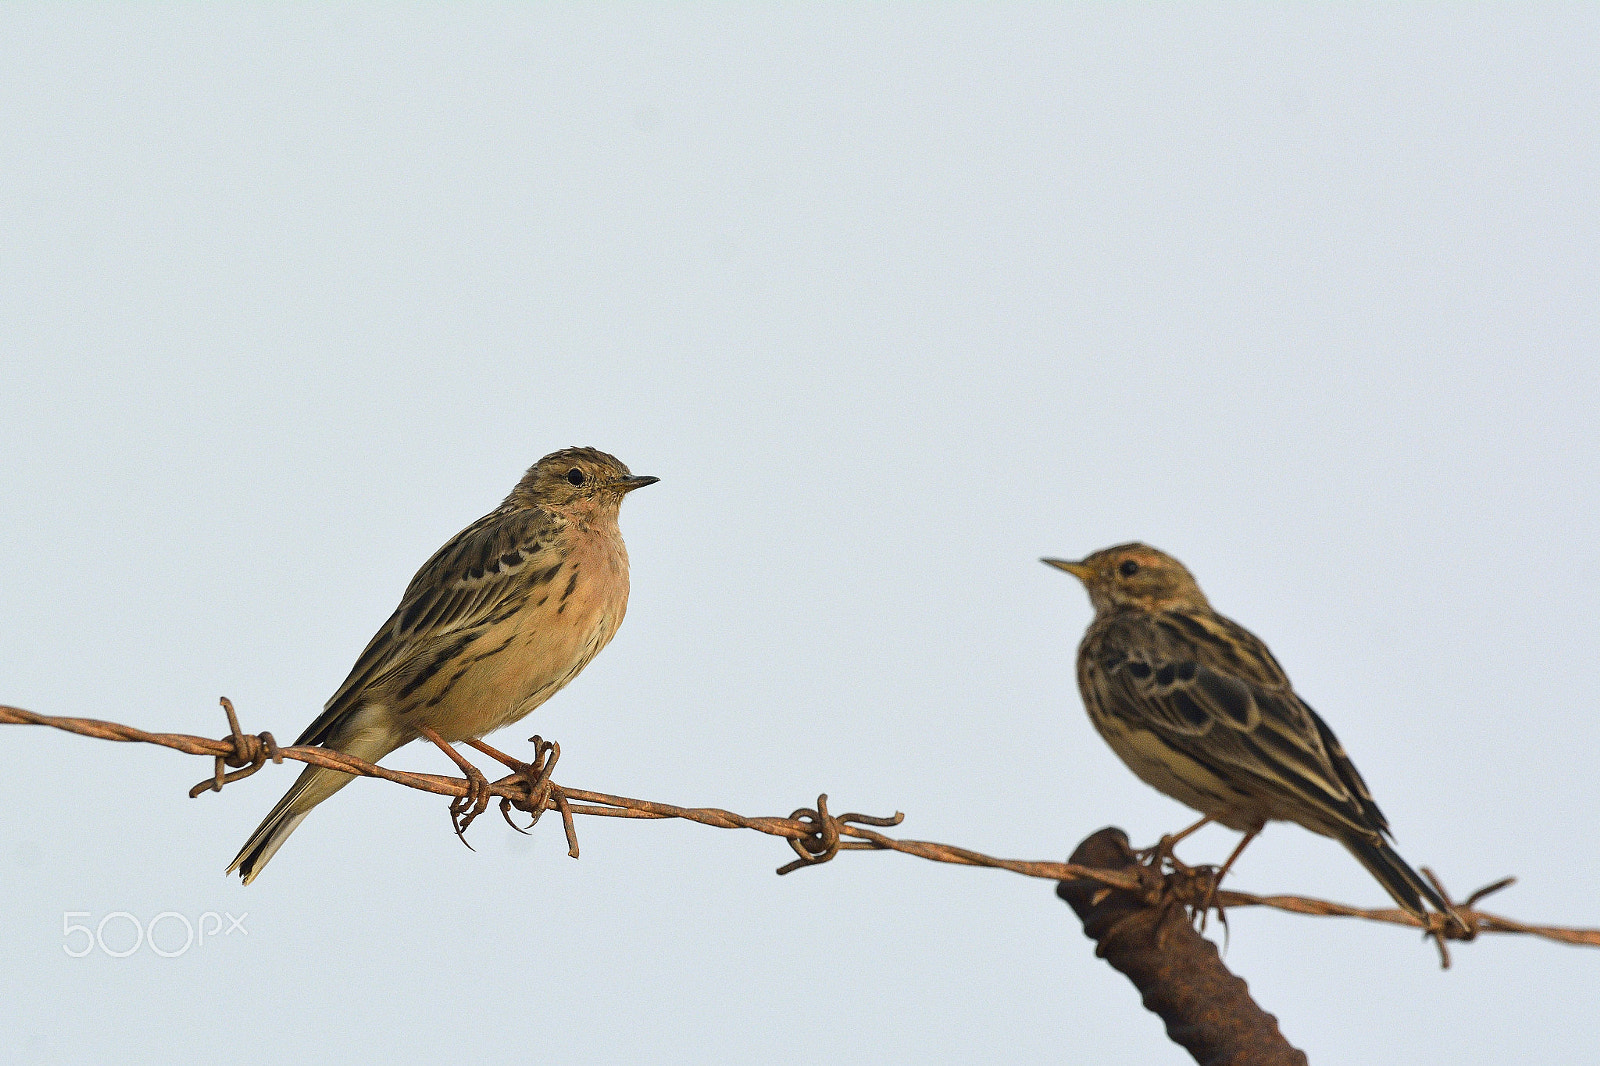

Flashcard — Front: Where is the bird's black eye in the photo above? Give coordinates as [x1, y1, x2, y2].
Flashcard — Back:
[1119, 560, 1140, 577]
[567, 468, 586, 486]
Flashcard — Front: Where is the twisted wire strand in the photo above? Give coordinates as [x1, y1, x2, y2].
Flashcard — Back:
[3, 700, 1595, 953]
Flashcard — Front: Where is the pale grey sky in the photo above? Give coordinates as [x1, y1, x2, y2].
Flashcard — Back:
[2, 5, 1597, 1063]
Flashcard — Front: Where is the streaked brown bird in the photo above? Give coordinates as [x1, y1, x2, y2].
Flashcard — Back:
[229, 447, 657, 884]
[1043, 543, 1462, 930]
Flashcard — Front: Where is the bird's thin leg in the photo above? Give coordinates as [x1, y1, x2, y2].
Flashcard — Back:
[465, 735, 553, 777]
[1137, 815, 1212, 871]
[419, 725, 492, 845]
[1212, 827, 1259, 886]
[1198, 826, 1260, 928]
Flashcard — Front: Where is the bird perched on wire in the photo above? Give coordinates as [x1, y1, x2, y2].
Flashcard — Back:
[1043, 543, 1464, 932]
[229, 447, 658, 884]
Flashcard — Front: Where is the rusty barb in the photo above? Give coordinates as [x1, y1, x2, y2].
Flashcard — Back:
[189, 697, 283, 798]
[777, 793, 906, 875]
[3, 698, 1597, 960]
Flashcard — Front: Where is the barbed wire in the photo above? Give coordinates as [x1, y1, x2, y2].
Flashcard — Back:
[4, 698, 1596, 963]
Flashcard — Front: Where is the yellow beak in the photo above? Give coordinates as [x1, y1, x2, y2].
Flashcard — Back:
[1041, 558, 1092, 580]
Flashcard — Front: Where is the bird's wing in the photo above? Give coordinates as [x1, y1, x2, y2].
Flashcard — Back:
[295, 505, 563, 747]
[1087, 610, 1390, 840]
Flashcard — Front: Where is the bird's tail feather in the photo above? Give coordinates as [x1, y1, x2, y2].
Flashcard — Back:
[1341, 833, 1465, 932]
[227, 726, 399, 884]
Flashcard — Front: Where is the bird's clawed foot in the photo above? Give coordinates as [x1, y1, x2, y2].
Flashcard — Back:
[1136, 836, 1200, 878]
[418, 724, 494, 846]
[1190, 827, 1258, 933]
[1133, 815, 1212, 874]
[1144, 861, 1231, 941]
[1191, 866, 1229, 935]
[1127, 818, 1257, 935]
[466, 735, 581, 859]
[450, 762, 495, 844]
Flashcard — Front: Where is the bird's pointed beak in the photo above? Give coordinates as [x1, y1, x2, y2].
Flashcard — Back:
[1042, 558, 1092, 581]
[616, 475, 660, 493]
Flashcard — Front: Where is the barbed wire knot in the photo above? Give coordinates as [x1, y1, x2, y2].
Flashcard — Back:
[188, 696, 282, 798]
[777, 794, 905, 875]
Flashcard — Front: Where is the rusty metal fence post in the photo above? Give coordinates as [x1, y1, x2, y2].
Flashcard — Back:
[1058, 828, 1309, 1066]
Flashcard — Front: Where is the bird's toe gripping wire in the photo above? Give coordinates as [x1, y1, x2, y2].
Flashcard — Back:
[468, 734, 580, 859]
[1132, 815, 1211, 875]
[1108, 825, 1242, 943]
[418, 725, 494, 846]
